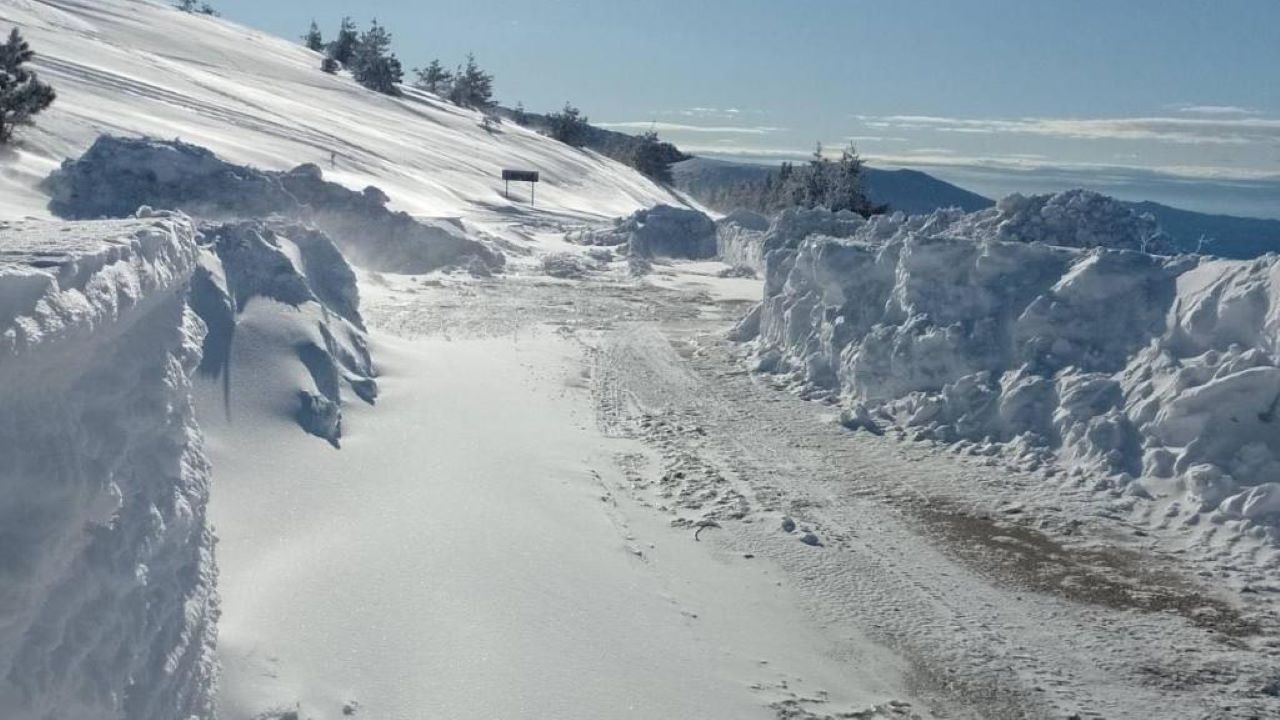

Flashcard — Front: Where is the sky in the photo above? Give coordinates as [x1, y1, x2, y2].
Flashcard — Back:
[213, 0, 1280, 218]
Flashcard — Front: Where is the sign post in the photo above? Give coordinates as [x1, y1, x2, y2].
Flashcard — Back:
[501, 169, 540, 206]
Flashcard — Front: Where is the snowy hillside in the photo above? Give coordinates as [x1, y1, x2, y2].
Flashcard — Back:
[0, 0, 677, 225]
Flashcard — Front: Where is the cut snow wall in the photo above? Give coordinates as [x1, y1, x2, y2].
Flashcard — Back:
[0, 215, 217, 720]
[739, 192, 1280, 532]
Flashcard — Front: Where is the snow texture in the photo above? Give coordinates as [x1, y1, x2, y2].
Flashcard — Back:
[191, 220, 377, 446]
[43, 136, 504, 274]
[568, 204, 717, 259]
[0, 213, 217, 720]
[738, 190, 1280, 532]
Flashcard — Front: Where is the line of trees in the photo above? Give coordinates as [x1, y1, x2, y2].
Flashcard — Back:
[0, 28, 56, 145]
[298, 17, 686, 185]
[175, 1, 218, 16]
[306, 17, 403, 95]
[700, 143, 884, 216]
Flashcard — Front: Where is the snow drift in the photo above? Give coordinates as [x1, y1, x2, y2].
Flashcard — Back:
[0, 214, 217, 720]
[567, 204, 717, 259]
[43, 136, 503, 274]
[737, 190, 1280, 532]
[191, 219, 377, 445]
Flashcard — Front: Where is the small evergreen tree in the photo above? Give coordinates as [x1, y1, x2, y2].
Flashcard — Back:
[175, 0, 198, 10]
[321, 57, 340, 74]
[303, 20, 324, 52]
[350, 20, 402, 95]
[512, 101, 528, 126]
[547, 102, 589, 146]
[327, 16, 359, 67]
[412, 59, 452, 95]
[628, 131, 676, 184]
[447, 54, 493, 109]
[199, 2, 218, 15]
[0, 28, 56, 145]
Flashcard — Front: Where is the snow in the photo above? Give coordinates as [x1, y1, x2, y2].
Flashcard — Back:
[200, 328, 912, 720]
[738, 191, 1280, 543]
[0, 0, 678, 227]
[567, 204, 718, 259]
[0, 213, 216, 720]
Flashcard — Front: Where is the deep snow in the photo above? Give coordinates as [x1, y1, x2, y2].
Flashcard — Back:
[735, 191, 1280, 548]
[0, 214, 217, 720]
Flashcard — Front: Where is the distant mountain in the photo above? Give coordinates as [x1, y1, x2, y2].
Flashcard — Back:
[1124, 201, 1280, 259]
[672, 157, 992, 215]
[673, 156, 1280, 258]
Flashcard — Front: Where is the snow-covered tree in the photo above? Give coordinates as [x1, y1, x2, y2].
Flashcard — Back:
[0, 28, 56, 145]
[447, 54, 494, 109]
[512, 101, 528, 126]
[327, 16, 359, 67]
[547, 102, 589, 146]
[350, 20, 403, 95]
[412, 59, 452, 95]
[303, 20, 324, 52]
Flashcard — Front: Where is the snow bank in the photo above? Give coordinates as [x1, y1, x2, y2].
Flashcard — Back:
[43, 136, 504, 274]
[0, 214, 217, 719]
[738, 191, 1280, 532]
[191, 220, 377, 446]
[568, 204, 717, 259]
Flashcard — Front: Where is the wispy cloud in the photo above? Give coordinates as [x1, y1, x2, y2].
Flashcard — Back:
[597, 121, 785, 135]
[1171, 104, 1261, 116]
[854, 113, 1280, 146]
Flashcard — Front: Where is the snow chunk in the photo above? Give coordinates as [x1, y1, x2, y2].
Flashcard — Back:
[568, 205, 717, 259]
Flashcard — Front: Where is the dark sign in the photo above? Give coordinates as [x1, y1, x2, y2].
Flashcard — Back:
[502, 169, 540, 183]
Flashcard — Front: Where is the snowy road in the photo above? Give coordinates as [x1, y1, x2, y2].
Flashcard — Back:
[205, 259, 1280, 720]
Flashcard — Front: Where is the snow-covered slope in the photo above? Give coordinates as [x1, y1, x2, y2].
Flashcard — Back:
[0, 0, 677, 225]
[736, 192, 1280, 547]
[0, 213, 217, 720]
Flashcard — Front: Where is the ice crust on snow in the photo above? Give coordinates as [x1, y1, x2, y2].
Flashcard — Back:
[568, 204, 718, 259]
[736, 190, 1280, 531]
[43, 136, 504, 274]
[0, 215, 217, 719]
[191, 221, 377, 445]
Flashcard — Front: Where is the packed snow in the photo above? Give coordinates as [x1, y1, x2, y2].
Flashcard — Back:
[0, 214, 216, 720]
[734, 191, 1280, 544]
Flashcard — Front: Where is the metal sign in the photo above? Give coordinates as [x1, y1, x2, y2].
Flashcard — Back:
[501, 169, 540, 205]
[502, 169, 540, 183]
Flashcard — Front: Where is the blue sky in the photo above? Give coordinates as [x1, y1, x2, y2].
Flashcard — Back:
[214, 0, 1279, 217]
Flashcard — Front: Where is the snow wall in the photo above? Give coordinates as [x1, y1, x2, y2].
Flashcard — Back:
[0, 215, 217, 719]
[736, 190, 1280, 533]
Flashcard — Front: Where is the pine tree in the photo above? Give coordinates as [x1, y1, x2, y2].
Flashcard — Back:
[412, 59, 452, 95]
[628, 131, 675, 184]
[447, 54, 493, 109]
[0, 28, 56, 145]
[512, 101, 528, 126]
[175, 0, 197, 10]
[303, 20, 324, 52]
[547, 102, 589, 146]
[350, 20, 403, 95]
[328, 16, 359, 67]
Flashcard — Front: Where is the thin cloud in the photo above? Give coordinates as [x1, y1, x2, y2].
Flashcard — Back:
[856, 114, 1280, 146]
[597, 121, 785, 135]
[1172, 104, 1261, 116]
